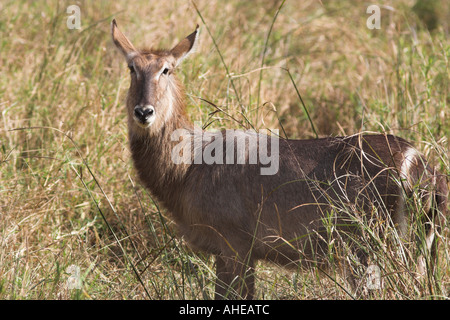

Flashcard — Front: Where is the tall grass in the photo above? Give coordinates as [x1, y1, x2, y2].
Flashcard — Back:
[0, 0, 448, 299]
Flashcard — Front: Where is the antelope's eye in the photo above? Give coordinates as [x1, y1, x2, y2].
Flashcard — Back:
[128, 65, 135, 73]
[162, 67, 169, 75]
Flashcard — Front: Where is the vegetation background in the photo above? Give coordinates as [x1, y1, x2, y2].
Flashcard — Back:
[0, 0, 448, 299]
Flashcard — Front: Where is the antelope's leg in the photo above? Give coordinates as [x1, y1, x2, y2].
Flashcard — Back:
[214, 253, 255, 300]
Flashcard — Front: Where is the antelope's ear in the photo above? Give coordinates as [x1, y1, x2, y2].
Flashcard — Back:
[111, 19, 138, 59]
[170, 25, 200, 67]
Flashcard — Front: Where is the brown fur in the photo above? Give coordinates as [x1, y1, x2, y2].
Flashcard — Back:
[111, 20, 448, 299]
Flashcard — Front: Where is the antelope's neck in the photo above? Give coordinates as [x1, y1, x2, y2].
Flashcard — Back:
[128, 113, 193, 209]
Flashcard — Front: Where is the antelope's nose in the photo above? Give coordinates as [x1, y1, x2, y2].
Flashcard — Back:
[134, 105, 154, 123]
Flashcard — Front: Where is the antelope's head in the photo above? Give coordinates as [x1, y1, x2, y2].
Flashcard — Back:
[111, 19, 199, 132]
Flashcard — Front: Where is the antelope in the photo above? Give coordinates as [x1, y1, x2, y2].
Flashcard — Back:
[111, 20, 448, 299]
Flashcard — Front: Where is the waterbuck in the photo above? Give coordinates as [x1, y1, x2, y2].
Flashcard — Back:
[111, 20, 448, 299]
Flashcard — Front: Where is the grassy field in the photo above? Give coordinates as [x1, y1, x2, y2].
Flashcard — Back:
[0, 0, 448, 299]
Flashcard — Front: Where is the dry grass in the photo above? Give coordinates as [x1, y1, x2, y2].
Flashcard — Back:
[0, 0, 448, 299]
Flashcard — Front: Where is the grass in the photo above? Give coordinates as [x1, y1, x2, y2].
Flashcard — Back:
[0, 0, 448, 299]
